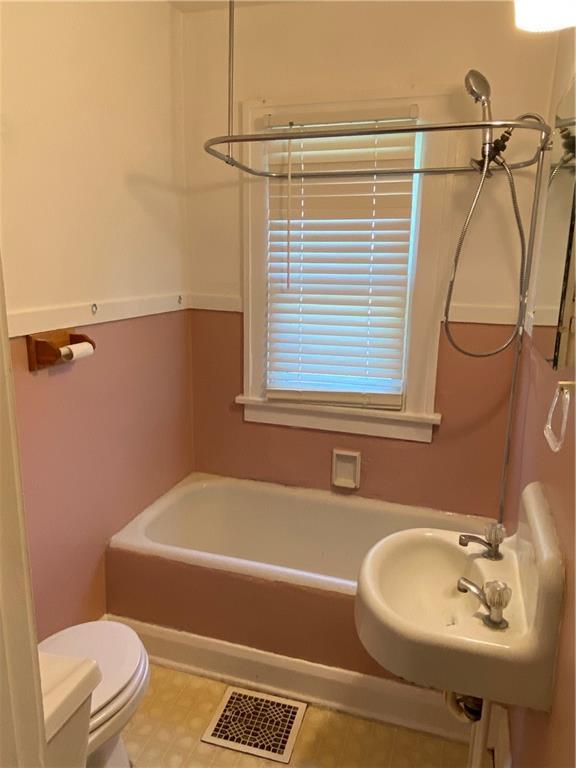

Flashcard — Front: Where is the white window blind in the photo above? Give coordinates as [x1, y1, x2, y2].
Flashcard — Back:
[265, 116, 421, 408]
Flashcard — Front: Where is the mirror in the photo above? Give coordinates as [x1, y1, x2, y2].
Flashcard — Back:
[532, 79, 575, 369]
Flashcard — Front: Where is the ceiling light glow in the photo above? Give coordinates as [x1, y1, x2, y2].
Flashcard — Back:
[515, 0, 576, 32]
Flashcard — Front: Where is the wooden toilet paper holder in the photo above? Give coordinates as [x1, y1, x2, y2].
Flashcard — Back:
[26, 329, 96, 371]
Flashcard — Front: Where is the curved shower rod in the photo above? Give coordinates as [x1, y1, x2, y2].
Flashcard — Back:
[204, 117, 551, 180]
[204, 1, 550, 180]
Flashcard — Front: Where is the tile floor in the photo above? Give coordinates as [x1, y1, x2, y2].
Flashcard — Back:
[123, 664, 492, 768]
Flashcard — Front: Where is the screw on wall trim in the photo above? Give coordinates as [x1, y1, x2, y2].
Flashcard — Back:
[91, 303, 98, 314]
[177, 295, 183, 305]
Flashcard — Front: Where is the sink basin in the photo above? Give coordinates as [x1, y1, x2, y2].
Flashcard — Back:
[355, 482, 563, 709]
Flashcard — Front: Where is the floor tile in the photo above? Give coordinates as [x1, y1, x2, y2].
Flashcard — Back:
[123, 663, 491, 768]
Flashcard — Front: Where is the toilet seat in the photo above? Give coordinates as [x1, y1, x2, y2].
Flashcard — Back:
[39, 620, 150, 765]
[89, 650, 147, 732]
[39, 621, 145, 717]
[87, 651, 149, 756]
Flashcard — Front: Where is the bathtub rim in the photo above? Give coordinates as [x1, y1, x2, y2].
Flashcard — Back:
[109, 473, 492, 595]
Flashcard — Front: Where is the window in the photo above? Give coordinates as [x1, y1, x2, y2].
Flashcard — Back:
[266, 116, 421, 409]
[239, 99, 444, 442]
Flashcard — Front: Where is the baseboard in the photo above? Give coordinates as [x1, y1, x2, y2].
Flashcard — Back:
[107, 614, 476, 743]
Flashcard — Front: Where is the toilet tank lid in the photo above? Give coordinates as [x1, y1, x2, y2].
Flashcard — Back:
[39, 621, 144, 715]
[38, 652, 102, 742]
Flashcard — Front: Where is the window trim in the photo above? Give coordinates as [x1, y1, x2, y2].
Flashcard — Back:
[236, 395, 441, 442]
[238, 95, 452, 443]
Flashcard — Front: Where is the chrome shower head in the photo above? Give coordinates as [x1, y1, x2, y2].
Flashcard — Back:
[465, 70, 492, 105]
[465, 70, 493, 158]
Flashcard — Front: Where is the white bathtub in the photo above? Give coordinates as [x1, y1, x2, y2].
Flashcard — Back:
[110, 473, 490, 596]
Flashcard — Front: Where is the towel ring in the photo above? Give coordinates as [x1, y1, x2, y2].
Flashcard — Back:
[544, 381, 575, 453]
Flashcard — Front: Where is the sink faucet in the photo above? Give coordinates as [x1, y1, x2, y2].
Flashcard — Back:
[457, 577, 511, 629]
[459, 522, 506, 560]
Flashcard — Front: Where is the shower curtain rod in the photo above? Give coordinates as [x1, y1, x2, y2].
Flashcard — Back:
[204, 118, 551, 179]
[205, 1, 550, 180]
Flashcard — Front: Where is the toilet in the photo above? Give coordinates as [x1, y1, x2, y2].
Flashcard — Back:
[39, 621, 149, 767]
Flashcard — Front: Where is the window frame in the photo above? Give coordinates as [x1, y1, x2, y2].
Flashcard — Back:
[238, 95, 452, 443]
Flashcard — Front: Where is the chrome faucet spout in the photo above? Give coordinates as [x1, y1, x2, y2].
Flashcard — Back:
[457, 577, 511, 630]
[459, 534, 492, 552]
[458, 523, 506, 560]
[457, 577, 489, 609]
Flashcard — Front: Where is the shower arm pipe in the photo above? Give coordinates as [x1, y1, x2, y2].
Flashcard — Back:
[497, 139, 547, 524]
[204, 118, 550, 179]
[227, 0, 235, 158]
[555, 117, 576, 130]
[518, 140, 548, 334]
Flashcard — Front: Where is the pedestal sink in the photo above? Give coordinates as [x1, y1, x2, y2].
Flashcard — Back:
[355, 482, 563, 710]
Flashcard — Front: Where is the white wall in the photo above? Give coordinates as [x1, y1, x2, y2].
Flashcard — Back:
[182, 1, 559, 321]
[0, 2, 561, 336]
[1, 2, 189, 337]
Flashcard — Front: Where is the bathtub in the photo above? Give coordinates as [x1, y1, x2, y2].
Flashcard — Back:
[107, 473, 490, 676]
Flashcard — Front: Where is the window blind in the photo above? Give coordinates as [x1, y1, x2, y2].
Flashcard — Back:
[265, 116, 420, 408]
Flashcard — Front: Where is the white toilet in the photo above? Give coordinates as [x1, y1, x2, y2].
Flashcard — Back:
[39, 621, 149, 767]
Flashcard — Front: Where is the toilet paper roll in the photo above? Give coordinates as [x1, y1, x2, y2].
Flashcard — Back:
[59, 342, 94, 362]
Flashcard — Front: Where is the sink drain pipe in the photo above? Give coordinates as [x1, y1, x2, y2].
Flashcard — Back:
[444, 693, 492, 768]
[444, 691, 482, 722]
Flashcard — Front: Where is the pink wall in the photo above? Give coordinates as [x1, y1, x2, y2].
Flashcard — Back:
[11, 312, 194, 640]
[13, 308, 518, 641]
[12, 306, 573, 763]
[11, 306, 519, 640]
[191, 310, 515, 517]
[504, 339, 575, 768]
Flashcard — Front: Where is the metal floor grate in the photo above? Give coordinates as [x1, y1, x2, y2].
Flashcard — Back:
[201, 686, 307, 763]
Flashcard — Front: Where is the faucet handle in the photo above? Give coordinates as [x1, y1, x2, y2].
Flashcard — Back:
[483, 580, 512, 610]
[483, 580, 511, 628]
[484, 522, 506, 547]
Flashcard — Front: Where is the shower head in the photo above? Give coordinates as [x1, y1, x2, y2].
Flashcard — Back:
[465, 70, 494, 158]
[465, 70, 492, 105]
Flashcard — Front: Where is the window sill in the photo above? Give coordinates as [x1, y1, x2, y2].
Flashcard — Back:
[235, 395, 442, 443]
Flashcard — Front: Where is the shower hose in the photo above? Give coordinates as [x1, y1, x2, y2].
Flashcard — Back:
[443, 153, 527, 357]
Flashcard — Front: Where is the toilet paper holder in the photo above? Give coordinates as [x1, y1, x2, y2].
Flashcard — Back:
[26, 328, 96, 371]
